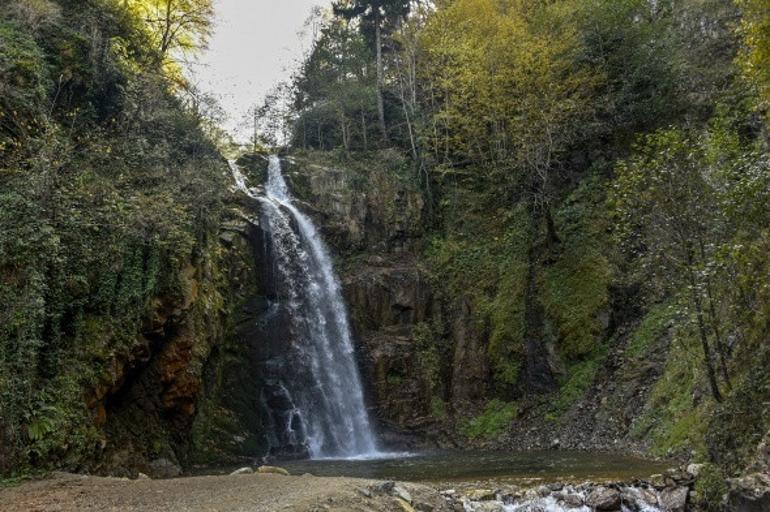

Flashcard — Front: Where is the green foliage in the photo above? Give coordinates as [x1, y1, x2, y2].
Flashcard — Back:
[125, 0, 213, 79]
[550, 343, 609, 419]
[419, 0, 597, 202]
[460, 399, 518, 440]
[630, 319, 709, 458]
[426, 189, 532, 390]
[625, 303, 673, 359]
[0, 0, 226, 474]
[541, 178, 612, 358]
[0, 19, 50, 151]
[485, 205, 530, 387]
[705, 344, 770, 472]
[737, 0, 770, 117]
[291, 13, 378, 151]
[693, 463, 729, 511]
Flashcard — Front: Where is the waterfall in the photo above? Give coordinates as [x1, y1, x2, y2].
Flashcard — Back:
[228, 156, 380, 459]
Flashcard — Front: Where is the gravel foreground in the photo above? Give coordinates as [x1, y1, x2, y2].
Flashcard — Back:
[0, 472, 449, 512]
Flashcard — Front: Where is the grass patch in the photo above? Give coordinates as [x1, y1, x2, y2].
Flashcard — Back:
[626, 302, 673, 358]
[550, 343, 609, 419]
[693, 463, 728, 512]
[460, 399, 519, 440]
[630, 320, 710, 458]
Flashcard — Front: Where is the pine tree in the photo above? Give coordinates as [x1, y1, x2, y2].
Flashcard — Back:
[333, 0, 411, 140]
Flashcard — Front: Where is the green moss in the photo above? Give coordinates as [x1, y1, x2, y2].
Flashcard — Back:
[414, 322, 443, 406]
[541, 178, 613, 359]
[485, 205, 530, 388]
[430, 397, 448, 420]
[386, 374, 404, 386]
[426, 190, 532, 390]
[460, 399, 519, 440]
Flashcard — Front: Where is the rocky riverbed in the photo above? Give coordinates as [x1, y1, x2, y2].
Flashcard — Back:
[3, 464, 768, 512]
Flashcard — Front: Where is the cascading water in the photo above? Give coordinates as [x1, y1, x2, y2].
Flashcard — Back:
[229, 156, 380, 459]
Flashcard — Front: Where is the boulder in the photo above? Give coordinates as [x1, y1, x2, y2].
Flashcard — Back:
[148, 458, 181, 479]
[667, 468, 695, 485]
[557, 493, 584, 508]
[256, 465, 289, 476]
[649, 474, 668, 489]
[463, 489, 497, 501]
[393, 485, 413, 503]
[659, 486, 688, 512]
[586, 486, 621, 511]
[372, 480, 396, 494]
[725, 473, 770, 512]
[638, 487, 660, 507]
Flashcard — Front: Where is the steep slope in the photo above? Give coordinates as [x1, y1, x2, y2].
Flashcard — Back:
[0, 1, 271, 476]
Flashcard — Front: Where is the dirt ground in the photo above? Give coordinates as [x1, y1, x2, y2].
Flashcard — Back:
[0, 472, 451, 512]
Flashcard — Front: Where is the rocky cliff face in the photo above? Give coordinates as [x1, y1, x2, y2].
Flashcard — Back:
[80, 157, 281, 476]
[275, 151, 693, 456]
[88, 207, 264, 475]
[87, 148, 767, 476]
[282, 152, 452, 441]
[281, 151, 499, 446]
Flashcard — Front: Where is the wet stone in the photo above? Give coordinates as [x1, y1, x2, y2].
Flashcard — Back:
[585, 486, 622, 511]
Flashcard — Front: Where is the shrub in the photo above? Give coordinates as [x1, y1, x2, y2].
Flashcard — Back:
[693, 463, 728, 512]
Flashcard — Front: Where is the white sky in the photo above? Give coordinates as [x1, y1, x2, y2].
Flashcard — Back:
[190, 0, 329, 141]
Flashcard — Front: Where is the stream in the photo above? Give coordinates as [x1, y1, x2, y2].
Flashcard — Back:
[277, 449, 669, 484]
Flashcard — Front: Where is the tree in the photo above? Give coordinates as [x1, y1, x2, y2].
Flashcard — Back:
[291, 12, 377, 151]
[391, 2, 433, 196]
[419, 0, 596, 240]
[737, 0, 770, 118]
[125, 0, 213, 73]
[611, 129, 729, 402]
[333, 0, 411, 140]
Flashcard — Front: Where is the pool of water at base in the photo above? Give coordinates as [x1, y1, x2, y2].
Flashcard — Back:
[273, 450, 670, 484]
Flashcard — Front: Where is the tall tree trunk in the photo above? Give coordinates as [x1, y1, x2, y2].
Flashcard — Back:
[160, 0, 174, 56]
[361, 109, 368, 151]
[340, 113, 349, 155]
[375, 21, 387, 141]
[698, 241, 731, 388]
[688, 266, 723, 403]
